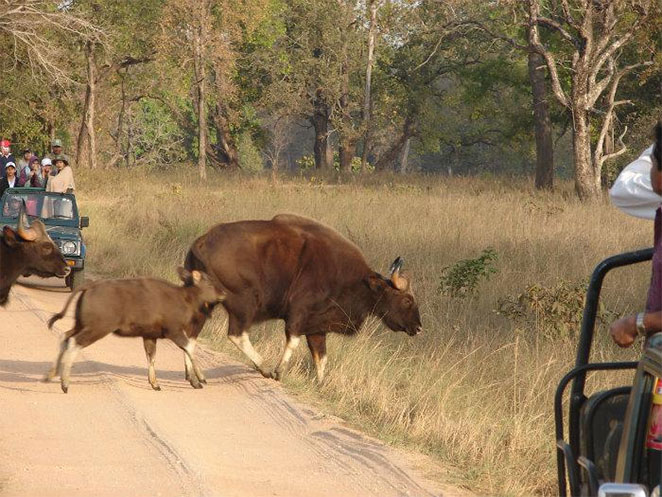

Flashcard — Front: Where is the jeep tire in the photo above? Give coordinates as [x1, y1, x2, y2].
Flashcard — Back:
[66, 269, 85, 291]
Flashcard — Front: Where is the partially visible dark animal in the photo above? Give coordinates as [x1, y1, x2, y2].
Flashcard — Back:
[0, 201, 69, 305]
[184, 214, 422, 382]
[44, 268, 224, 393]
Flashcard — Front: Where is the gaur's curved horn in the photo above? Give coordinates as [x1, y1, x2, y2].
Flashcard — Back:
[389, 256, 409, 291]
[389, 257, 404, 277]
[16, 200, 37, 241]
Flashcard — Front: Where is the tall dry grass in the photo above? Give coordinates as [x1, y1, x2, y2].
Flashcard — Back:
[75, 168, 653, 496]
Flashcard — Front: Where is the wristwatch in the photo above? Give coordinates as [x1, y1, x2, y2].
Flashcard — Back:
[636, 312, 647, 336]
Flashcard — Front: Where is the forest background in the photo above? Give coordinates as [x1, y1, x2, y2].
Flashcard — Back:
[1, 0, 661, 196]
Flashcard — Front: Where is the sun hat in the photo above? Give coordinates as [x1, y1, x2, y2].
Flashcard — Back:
[41, 157, 52, 166]
[53, 154, 69, 165]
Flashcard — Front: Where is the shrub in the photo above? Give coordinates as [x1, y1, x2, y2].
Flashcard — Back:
[438, 248, 498, 298]
[496, 280, 617, 339]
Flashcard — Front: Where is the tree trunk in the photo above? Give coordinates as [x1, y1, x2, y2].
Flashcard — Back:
[399, 137, 411, 174]
[338, 140, 354, 172]
[338, 60, 355, 173]
[312, 92, 332, 170]
[375, 117, 413, 171]
[193, 28, 207, 180]
[211, 102, 240, 169]
[86, 43, 97, 169]
[527, 46, 554, 190]
[76, 41, 98, 169]
[360, 0, 378, 172]
[572, 109, 601, 200]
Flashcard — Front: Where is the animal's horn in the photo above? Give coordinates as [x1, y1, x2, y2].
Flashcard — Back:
[16, 200, 37, 241]
[389, 257, 404, 277]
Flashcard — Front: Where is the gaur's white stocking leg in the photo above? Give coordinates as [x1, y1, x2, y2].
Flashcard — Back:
[186, 338, 206, 384]
[60, 338, 81, 394]
[314, 354, 327, 383]
[306, 333, 328, 384]
[43, 336, 68, 382]
[143, 338, 161, 391]
[228, 332, 269, 377]
[170, 333, 203, 389]
[272, 334, 301, 381]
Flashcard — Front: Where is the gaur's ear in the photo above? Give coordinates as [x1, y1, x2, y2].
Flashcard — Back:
[177, 266, 193, 284]
[191, 270, 202, 284]
[366, 273, 387, 293]
[2, 226, 20, 247]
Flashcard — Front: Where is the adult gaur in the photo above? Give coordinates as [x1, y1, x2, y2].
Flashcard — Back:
[1, 201, 69, 305]
[184, 214, 422, 382]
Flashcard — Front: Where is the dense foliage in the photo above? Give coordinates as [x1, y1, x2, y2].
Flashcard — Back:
[0, 0, 660, 195]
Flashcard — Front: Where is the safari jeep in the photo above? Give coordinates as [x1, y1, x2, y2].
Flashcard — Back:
[0, 187, 88, 290]
[556, 248, 662, 497]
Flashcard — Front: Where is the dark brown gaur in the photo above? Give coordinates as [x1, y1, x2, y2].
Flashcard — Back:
[184, 214, 422, 383]
[0, 201, 69, 305]
[43, 268, 225, 393]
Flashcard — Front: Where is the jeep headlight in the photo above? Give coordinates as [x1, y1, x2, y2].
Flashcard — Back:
[60, 241, 78, 256]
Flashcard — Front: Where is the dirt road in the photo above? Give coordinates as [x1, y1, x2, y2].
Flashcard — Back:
[0, 278, 452, 497]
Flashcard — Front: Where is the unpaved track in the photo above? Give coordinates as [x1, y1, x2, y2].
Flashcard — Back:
[0, 278, 452, 497]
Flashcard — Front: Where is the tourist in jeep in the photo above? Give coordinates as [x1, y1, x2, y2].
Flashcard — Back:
[18, 156, 44, 187]
[46, 155, 75, 193]
[0, 162, 18, 197]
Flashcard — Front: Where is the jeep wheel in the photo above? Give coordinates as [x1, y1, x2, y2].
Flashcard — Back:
[66, 269, 85, 291]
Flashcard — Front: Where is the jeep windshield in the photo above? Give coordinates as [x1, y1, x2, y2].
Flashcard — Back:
[1, 191, 78, 222]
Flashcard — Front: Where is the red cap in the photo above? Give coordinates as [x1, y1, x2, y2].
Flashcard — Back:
[0, 140, 10, 148]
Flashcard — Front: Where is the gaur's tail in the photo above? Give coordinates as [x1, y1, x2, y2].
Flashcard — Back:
[47, 284, 90, 329]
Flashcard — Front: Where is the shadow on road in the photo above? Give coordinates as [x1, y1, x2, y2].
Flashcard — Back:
[0, 358, 248, 389]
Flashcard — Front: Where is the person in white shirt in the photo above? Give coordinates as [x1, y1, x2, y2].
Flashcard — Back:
[609, 122, 662, 347]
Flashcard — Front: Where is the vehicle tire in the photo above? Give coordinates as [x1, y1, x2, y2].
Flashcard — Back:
[66, 269, 84, 291]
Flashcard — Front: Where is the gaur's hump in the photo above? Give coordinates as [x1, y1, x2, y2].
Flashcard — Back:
[271, 213, 364, 255]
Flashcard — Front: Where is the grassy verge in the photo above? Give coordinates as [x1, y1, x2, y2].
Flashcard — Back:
[76, 168, 651, 496]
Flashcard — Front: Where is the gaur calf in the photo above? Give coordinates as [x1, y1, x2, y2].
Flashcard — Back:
[184, 213, 422, 383]
[44, 268, 224, 393]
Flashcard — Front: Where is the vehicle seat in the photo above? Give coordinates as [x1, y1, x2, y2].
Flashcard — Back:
[580, 387, 631, 483]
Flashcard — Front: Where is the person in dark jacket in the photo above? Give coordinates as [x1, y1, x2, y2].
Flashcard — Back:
[0, 162, 18, 198]
[0, 140, 15, 179]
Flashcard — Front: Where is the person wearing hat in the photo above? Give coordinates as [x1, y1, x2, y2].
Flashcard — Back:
[0, 162, 18, 197]
[0, 139, 15, 179]
[18, 155, 46, 187]
[40, 157, 53, 179]
[46, 154, 75, 193]
[46, 138, 64, 161]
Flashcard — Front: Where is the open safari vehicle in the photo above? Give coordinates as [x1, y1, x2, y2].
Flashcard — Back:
[556, 247, 662, 497]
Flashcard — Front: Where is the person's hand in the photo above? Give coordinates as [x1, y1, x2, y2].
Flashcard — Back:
[610, 315, 638, 348]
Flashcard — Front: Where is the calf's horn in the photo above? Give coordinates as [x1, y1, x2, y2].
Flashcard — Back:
[16, 200, 37, 241]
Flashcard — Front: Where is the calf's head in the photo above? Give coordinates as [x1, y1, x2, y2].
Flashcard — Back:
[366, 257, 422, 336]
[177, 267, 225, 306]
[1, 204, 68, 304]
